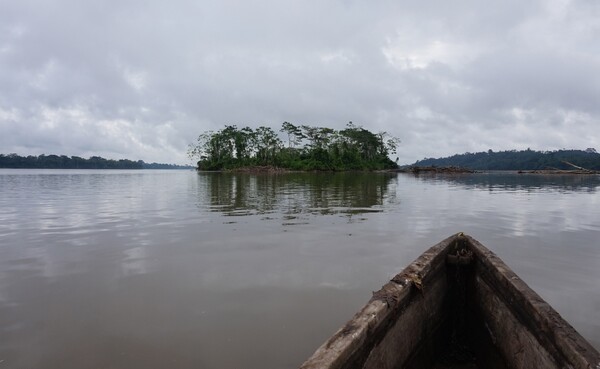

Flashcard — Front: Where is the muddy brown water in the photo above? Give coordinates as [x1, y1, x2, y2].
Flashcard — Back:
[0, 169, 599, 369]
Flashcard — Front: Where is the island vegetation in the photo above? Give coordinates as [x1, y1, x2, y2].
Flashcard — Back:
[188, 122, 401, 171]
[0, 154, 192, 169]
[409, 148, 600, 171]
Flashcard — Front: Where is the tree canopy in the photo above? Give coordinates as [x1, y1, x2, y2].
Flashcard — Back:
[0, 154, 192, 169]
[188, 122, 400, 171]
[410, 149, 600, 170]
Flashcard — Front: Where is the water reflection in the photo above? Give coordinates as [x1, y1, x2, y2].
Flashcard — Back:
[197, 172, 398, 220]
[0, 169, 598, 369]
[410, 172, 600, 193]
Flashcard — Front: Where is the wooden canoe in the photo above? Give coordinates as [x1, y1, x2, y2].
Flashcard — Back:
[300, 233, 600, 369]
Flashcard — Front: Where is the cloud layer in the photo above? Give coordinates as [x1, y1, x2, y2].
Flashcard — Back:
[1, 0, 599, 164]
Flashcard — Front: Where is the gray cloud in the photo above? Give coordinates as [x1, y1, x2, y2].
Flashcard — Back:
[1, 0, 599, 164]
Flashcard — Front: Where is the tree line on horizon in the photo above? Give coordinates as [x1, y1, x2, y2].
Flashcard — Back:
[188, 122, 401, 171]
[0, 154, 192, 169]
[410, 148, 600, 170]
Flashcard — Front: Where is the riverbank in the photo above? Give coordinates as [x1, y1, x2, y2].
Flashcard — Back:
[226, 165, 293, 173]
[394, 166, 476, 174]
[518, 169, 599, 175]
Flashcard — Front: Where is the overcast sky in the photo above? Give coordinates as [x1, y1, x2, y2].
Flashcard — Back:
[1, 0, 599, 165]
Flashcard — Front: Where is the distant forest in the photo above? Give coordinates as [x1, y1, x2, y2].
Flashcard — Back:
[411, 149, 600, 170]
[0, 154, 193, 169]
[188, 122, 400, 171]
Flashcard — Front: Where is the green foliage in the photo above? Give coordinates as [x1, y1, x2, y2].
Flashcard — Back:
[141, 162, 193, 169]
[0, 154, 143, 169]
[411, 149, 600, 170]
[0, 154, 192, 169]
[189, 122, 400, 171]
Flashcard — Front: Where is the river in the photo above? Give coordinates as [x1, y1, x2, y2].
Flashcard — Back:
[0, 169, 598, 368]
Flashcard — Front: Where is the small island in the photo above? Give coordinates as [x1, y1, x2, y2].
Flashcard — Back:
[188, 122, 401, 171]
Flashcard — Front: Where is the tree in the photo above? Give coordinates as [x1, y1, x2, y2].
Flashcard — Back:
[188, 122, 400, 171]
[254, 126, 282, 164]
[280, 122, 304, 148]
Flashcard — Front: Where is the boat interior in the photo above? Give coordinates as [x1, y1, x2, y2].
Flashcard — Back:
[300, 234, 600, 369]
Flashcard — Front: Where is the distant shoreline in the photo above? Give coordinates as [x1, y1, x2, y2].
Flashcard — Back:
[0, 153, 193, 170]
[0, 167, 193, 170]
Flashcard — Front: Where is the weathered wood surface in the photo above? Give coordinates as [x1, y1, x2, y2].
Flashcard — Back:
[466, 235, 600, 369]
[299, 235, 455, 369]
[299, 233, 600, 369]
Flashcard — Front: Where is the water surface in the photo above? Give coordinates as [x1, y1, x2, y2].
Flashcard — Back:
[0, 169, 598, 368]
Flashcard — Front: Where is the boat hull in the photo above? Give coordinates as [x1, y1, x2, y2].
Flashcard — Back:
[300, 234, 600, 369]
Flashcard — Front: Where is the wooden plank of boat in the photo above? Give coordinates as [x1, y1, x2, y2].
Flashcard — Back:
[300, 233, 600, 369]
